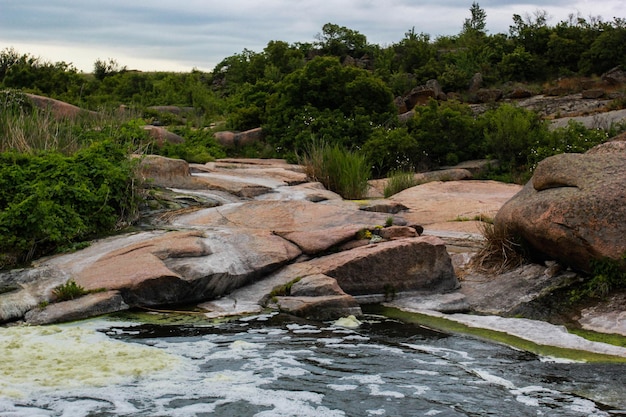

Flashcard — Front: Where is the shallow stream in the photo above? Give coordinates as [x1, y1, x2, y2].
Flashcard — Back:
[1, 312, 626, 416]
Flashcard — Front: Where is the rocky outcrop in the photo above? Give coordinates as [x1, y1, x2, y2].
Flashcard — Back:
[214, 127, 265, 148]
[495, 140, 626, 272]
[25, 93, 98, 119]
[143, 125, 185, 145]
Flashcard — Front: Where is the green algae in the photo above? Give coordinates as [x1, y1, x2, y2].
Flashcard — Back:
[366, 305, 626, 363]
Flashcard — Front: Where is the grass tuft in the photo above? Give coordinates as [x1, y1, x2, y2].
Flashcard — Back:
[471, 222, 526, 274]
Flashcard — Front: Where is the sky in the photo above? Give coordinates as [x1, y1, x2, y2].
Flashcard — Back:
[1, 0, 624, 74]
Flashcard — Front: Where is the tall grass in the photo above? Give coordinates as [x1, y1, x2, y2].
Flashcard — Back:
[384, 170, 419, 198]
[299, 140, 370, 200]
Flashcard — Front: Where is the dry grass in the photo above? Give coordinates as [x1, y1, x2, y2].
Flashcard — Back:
[470, 222, 526, 275]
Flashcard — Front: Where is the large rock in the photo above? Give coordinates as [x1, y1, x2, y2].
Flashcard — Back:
[172, 200, 396, 255]
[25, 93, 97, 119]
[305, 235, 458, 296]
[495, 143, 626, 272]
[214, 127, 265, 148]
[24, 291, 128, 325]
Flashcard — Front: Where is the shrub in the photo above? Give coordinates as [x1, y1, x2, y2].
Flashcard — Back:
[299, 140, 370, 200]
[470, 222, 527, 274]
[0, 140, 138, 266]
[52, 279, 88, 301]
[362, 126, 421, 178]
[155, 126, 226, 164]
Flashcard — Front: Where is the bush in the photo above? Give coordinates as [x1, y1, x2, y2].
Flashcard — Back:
[154, 126, 226, 164]
[0, 140, 138, 266]
[299, 140, 370, 200]
[52, 279, 89, 301]
[362, 126, 421, 178]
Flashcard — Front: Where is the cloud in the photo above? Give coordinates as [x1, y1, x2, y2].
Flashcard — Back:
[0, 0, 623, 72]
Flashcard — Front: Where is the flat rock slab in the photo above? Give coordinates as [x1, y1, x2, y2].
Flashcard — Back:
[24, 291, 128, 325]
[390, 180, 522, 233]
[420, 311, 626, 358]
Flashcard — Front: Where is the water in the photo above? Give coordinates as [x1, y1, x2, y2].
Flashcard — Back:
[1, 312, 626, 417]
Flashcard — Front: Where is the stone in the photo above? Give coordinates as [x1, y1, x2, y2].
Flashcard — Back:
[468, 72, 483, 92]
[506, 88, 533, 99]
[143, 125, 185, 146]
[602, 66, 626, 85]
[475, 88, 503, 103]
[24, 291, 128, 325]
[274, 295, 362, 321]
[495, 145, 626, 272]
[25, 93, 97, 119]
[581, 89, 605, 99]
[290, 274, 345, 297]
[306, 235, 458, 296]
[214, 127, 265, 147]
[390, 180, 522, 232]
[172, 200, 396, 255]
[136, 155, 192, 187]
[378, 225, 418, 240]
[358, 200, 408, 214]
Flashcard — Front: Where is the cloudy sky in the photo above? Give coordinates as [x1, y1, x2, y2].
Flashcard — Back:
[1, 0, 624, 73]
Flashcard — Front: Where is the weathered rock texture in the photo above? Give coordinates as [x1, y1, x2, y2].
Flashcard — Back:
[495, 142, 626, 272]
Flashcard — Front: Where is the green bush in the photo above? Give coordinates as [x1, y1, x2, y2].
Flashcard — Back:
[299, 140, 370, 200]
[52, 279, 89, 301]
[362, 126, 421, 178]
[155, 126, 226, 164]
[0, 140, 138, 266]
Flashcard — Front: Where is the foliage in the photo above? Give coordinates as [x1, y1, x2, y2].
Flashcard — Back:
[0, 141, 138, 266]
[481, 104, 549, 173]
[384, 171, 419, 198]
[52, 279, 89, 301]
[264, 56, 395, 155]
[529, 120, 622, 169]
[154, 126, 226, 164]
[362, 126, 421, 177]
[569, 255, 626, 302]
[407, 99, 482, 168]
[299, 140, 370, 200]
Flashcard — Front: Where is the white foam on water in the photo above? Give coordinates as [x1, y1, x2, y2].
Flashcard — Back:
[404, 369, 440, 376]
[328, 384, 358, 391]
[470, 368, 517, 389]
[366, 409, 386, 416]
[402, 343, 474, 361]
[425, 410, 443, 416]
[0, 323, 177, 398]
[399, 384, 431, 395]
[369, 384, 405, 398]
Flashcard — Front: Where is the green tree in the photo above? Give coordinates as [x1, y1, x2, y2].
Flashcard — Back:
[264, 56, 395, 155]
[315, 23, 369, 59]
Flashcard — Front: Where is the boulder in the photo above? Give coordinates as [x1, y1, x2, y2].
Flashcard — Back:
[172, 200, 396, 255]
[144, 125, 185, 145]
[137, 155, 192, 187]
[602, 67, 626, 85]
[274, 295, 362, 320]
[290, 274, 345, 297]
[495, 143, 626, 272]
[581, 89, 605, 99]
[305, 235, 458, 296]
[214, 127, 264, 147]
[475, 88, 503, 103]
[468, 72, 483, 92]
[25, 93, 97, 119]
[404, 85, 437, 109]
[378, 225, 418, 240]
[24, 291, 128, 325]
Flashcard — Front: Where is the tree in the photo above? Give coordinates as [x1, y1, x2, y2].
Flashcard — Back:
[93, 58, 126, 81]
[463, 2, 487, 35]
[315, 23, 369, 59]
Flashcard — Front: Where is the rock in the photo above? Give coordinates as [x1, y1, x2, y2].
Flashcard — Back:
[475, 88, 503, 103]
[290, 274, 345, 297]
[495, 145, 626, 272]
[378, 225, 418, 240]
[581, 89, 605, 99]
[426, 79, 446, 100]
[398, 109, 415, 124]
[394, 96, 408, 114]
[214, 127, 264, 147]
[367, 168, 473, 199]
[386, 291, 470, 313]
[306, 235, 458, 296]
[71, 229, 300, 306]
[25, 93, 97, 119]
[143, 125, 185, 146]
[390, 180, 522, 232]
[358, 200, 408, 214]
[404, 84, 437, 109]
[602, 66, 626, 85]
[506, 88, 534, 99]
[172, 200, 396, 256]
[137, 155, 192, 187]
[256, 181, 342, 202]
[24, 291, 128, 325]
[274, 295, 362, 321]
[468, 72, 483, 92]
[445, 159, 499, 176]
